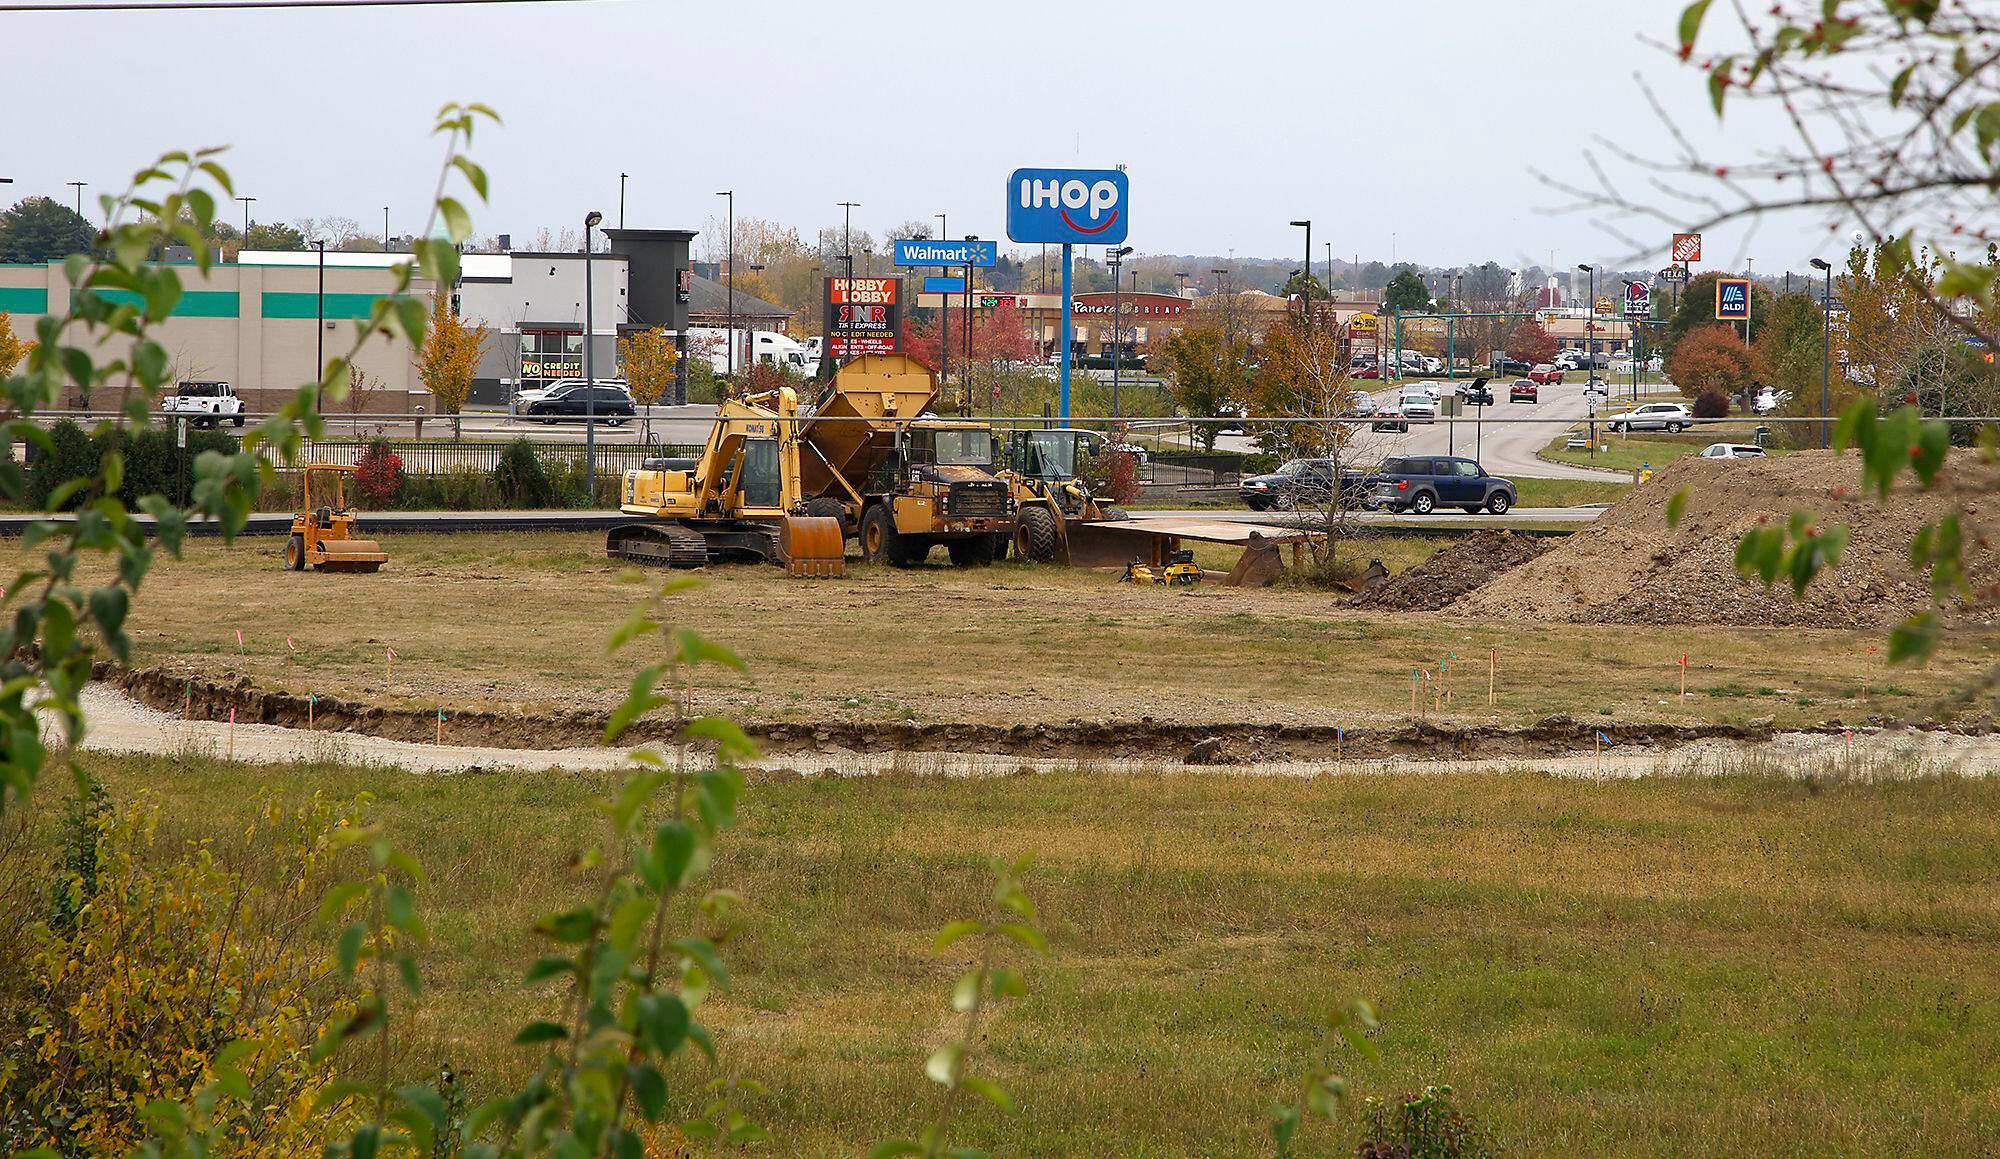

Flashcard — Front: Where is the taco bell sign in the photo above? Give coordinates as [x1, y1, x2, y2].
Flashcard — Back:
[1006, 168, 1130, 245]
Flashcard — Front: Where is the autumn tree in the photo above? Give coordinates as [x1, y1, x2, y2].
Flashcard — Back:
[1751, 292, 1828, 441]
[343, 365, 383, 414]
[1657, 271, 1770, 359]
[0, 312, 32, 378]
[1246, 317, 1353, 459]
[619, 326, 680, 443]
[1159, 322, 1251, 450]
[1665, 324, 1754, 402]
[1506, 318, 1558, 363]
[414, 293, 490, 440]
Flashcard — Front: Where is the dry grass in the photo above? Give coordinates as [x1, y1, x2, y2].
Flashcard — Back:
[63, 754, 2000, 1157]
[71, 531, 1995, 731]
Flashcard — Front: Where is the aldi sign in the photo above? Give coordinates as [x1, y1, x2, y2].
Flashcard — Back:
[1715, 277, 1751, 321]
[1005, 167, 1130, 245]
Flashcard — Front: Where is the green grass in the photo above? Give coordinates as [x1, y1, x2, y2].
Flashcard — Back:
[1510, 477, 1631, 508]
[49, 755, 2000, 1157]
[1540, 433, 1700, 473]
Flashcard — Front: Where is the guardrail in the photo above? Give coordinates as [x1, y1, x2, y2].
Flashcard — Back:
[285, 439, 705, 476]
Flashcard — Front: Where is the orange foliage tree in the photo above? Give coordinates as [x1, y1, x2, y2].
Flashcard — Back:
[1666, 325, 1756, 401]
[1506, 318, 1557, 363]
[414, 293, 490, 439]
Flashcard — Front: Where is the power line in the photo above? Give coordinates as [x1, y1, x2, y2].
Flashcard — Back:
[0, 0, 591, 11]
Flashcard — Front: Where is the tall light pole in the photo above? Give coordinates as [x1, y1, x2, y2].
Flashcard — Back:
[583, 210, 603, 497]
[716, 191, 734, 379]
[67, 181, 86, 219]
[936, 212, 948, 390]
[619, 173, 628, 230]
[314, 238, 327, 379]
[235, 196, 255, 243]
[1174, 271, 1189, 297]
[1108, 245, 1133, 416]
[1212, 267, 1231, 349]
[1325, 241, 1334, 300]
[837, 201, 859, 365]
[1290, 219, 1312, 321]
[382, 207, 390, 251]
[963, 235, 979, 414]
[1577, 263, 1596, 373]
[1810, 257, 1833, 448]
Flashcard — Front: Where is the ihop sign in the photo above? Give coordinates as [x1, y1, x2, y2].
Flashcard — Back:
[1006, 168, 1130, 245]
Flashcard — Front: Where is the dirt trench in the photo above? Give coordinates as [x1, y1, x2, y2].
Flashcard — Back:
[102, 663, 1943, 766]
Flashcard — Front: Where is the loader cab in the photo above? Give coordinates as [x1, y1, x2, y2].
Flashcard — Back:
[1008, 429, 1085, 481]
[902, 424, 997, 472]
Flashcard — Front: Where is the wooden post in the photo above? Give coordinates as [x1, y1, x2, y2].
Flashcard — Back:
[1593, 730, 1601, 782]
[386, 645, 397, 684]
[1488, 646, 1496, 707]
[1679, 652, 1688, 703]
[1411, 670, 1420, 719]
[228, 707, 236, 761]
[436, 708, 445, 745]
[183, 681, 192, 719]
[308, 693, 315, 731]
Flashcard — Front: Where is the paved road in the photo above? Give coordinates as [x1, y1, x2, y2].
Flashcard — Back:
[1136, 507, 1601, 526]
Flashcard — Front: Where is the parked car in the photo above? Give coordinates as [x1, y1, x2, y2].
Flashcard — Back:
[1215, 403, 1248, 435]
[1367, 455, 1516, 516]
[1459, 378, 1495, 406]
[516, 377, 624, 408]
[1396, 389, 1438, 422]
[1698, 442, 1766, 459]
[1607, 402, 1693, 433]
[524, 384, 637, 424]
[1419, 356, 1444, 374]
[1509, 380, 1539, 403]
[1752, 388, 1793, 414]
[1527, 364, 1567, 385]
[1371, 409, 1409, 433]
[1583, 377, 1610, 397]
[1239, 458, 1370, 511]
[1351, 362, 1382, 380]
[1342, 392, 1380, 418]
[1491, 356, 1534, 375]
[162, 379, 245, 428]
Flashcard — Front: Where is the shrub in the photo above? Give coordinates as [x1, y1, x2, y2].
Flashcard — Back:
[353, 438, 404, 508]
[494, 438, 553, 507]
[1692, 389, 1732, 418]
[1355, 1085, 1499, 1159]
[24, 422, 238, 510]
[1084, 449, 1143, 505]
[26, 419, 99, 509]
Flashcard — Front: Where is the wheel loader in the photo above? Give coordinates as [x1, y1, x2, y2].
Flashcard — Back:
[284, 465, 388, 573]
[999, 428, 1136, 566]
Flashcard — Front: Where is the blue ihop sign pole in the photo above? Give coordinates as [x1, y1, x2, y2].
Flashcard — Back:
[1005, 167, 1130, 425]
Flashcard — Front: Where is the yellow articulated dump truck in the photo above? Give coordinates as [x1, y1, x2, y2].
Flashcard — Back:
[791, 353, 1015, 568]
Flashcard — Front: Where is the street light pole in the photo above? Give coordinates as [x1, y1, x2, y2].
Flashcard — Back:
[584, 210, 603, 496]
[1174, 271, 1189, 296]
[1289, 220, 1311, 322]
[716, 191, 734, 379]
[314, 239, 326, 378]
[1108, 245, 1133, 417]
[382, 207, 389, 251]
[936, 212, 948, 391]
[236, 196, 255, 244]
[1577, 264, 1596, 374]
[67, 181, 86, 219]
[1810, 257, 1833, 448]
[837, 201, 858, 365]
[619, 173, 628, 230]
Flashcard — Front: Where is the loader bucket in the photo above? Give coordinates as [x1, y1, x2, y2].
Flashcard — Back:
[1063, 520, 1165, 568]
[316, 538, 387, 573]
[776, 516, 846, 579]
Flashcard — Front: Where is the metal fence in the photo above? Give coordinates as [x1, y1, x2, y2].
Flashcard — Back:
[1141, 452, 1245, 488]
[289, 440, 706, 476]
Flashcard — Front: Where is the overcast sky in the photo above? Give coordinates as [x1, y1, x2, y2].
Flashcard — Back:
[5, 0, 1854, 275]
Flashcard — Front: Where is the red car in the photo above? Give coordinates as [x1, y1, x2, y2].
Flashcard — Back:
[1351, 363, 1381, 380]
[1509, 380, 1539, 403]
[1527, 365, 1566, 385]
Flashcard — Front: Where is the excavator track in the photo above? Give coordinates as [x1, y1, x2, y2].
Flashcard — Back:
[606, 522, 711, 568]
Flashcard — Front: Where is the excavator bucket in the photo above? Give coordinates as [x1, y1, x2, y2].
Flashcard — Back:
[316, 539, 387, 573]
[775, 515, 846, 579]
[1063, 520, 1156, 568]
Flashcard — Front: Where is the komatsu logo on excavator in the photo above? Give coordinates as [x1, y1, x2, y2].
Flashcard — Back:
[1006, 168, 1130, 245]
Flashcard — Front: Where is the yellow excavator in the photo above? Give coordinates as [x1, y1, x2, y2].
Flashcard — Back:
[608, 384, 846, 576]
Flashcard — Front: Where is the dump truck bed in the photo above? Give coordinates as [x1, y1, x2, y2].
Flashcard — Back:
[796, 353, 937, 500]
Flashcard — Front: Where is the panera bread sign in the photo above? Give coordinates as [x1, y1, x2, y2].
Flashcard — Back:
[1071, 292, 1189, 318]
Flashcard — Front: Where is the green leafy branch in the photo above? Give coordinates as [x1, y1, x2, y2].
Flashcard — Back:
[871, 856, 1046, 1159]
[1270, 1000, 1379, 1158]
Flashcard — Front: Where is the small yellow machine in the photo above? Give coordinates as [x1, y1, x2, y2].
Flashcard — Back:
[284, 464, 388, 573]
[1119, 549, 1202, 587]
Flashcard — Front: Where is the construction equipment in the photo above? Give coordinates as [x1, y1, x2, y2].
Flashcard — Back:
[608, 384, 845, 576]
[792, 354, 1015, 568]
[1000, 427, 1134, 566]
[1119, 549, 1203, 587]
[284, 465, 388, 573]
[609, 354, 1011, 572]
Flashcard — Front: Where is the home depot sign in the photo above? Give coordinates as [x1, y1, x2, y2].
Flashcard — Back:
[823, 277, 904, 357]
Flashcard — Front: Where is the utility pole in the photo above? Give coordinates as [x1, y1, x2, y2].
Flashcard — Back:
[838, 201, 859, 365]
[936, 212, 948, 392]
[1810, 257, 1832, 448]
[716, 191, 734, 379]
[236, 196, 255, 244]
[583, 210, 603, 494]
[619, 173, 628, 230]
[67, 181, 86, 219]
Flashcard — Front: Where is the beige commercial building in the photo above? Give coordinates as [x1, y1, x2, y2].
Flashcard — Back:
[0, 254, 435, 412]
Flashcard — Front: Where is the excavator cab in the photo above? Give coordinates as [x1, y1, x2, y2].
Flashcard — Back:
[284, 464, 388, 573]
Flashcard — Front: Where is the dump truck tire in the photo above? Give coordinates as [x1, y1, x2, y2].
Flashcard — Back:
[989, 532, 1012, 561]
[947, 537, 996, 568]
[1015, 505, 1060, 563]
[889, 535, 930, 567]
[805, 497, 848, 534]
[860, 504, 899, 565]
[285, 533, 306, 571]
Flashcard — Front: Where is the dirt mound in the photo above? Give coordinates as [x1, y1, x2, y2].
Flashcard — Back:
[1354, 530, 1552, 611]
[1451, 450, 2000, 628]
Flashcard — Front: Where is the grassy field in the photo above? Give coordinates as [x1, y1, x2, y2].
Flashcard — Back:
[1511, 477, 1630, 507]
[52, 754, 2000, 1157]
[1540, 433, 1702, 473]
[80, 532, 1995, 731]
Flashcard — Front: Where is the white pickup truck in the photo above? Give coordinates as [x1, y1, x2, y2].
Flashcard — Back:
[162, 380, 245, 428]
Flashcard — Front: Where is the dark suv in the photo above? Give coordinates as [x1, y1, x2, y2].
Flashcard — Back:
[1239, 458, 1370, 511]
[525, 384, 636, 424]
[1366, 455, 1516, 515]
